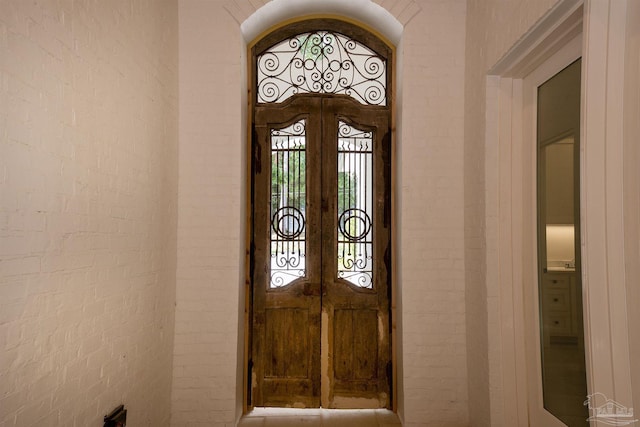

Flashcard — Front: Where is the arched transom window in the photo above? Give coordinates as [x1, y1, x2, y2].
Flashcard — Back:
[256, 30, 387, 105]
[252, 19, 391, 106]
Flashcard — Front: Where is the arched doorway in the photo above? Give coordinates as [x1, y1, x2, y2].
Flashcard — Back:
[248, 19, 393, 409]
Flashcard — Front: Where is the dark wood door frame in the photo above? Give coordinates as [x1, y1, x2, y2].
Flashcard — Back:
[247, 18, 394, 410]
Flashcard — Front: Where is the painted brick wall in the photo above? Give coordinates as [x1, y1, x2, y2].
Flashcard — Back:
[1, 0, 597, 426]
[398, 1, 468, 425]
[463, 1, 560, 426]
[0, 1, 179, 426]
[172, 1, 244, 426]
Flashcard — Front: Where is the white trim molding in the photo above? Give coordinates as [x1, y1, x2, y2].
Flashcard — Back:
[581, 0, 633, 410]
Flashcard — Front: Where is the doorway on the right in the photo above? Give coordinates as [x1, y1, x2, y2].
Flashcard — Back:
[536, 58, 588, 427]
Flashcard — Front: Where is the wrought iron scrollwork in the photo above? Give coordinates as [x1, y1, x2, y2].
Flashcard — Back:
[257, 31, 387, 105]
[338, 208, 372, 242]
[272, 120, 305, 138]
[338, 121, 372, 142]
[272, 207, 305, 240]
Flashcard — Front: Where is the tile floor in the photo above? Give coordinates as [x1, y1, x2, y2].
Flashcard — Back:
[237, 408, 402, 427]
[542, 343, 589, 427]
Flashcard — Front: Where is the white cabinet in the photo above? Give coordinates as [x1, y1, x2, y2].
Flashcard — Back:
[540, 272, 580, 345]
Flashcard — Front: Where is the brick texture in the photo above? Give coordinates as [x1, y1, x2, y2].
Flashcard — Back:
[0, 0, 581, 426]
[398, 1, 468, 425]
[0, 1, 179, 426]
[173, 1, 243, 426]
[464, 1, 561, 426]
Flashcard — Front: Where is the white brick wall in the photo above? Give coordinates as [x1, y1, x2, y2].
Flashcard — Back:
[463, 1, 562, 426]
[0, 0, 587, 425]
[398, 1, 468, 425]
[0, 1, 179, 426]
[173, 1, 243, 426]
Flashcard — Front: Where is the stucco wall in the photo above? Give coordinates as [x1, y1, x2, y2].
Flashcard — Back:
[0, 0, 179, 425]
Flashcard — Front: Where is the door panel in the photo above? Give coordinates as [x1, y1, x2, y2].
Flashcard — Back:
[252, 97, 322, 407]
[264, 308, 310, 379]
[333, 309, 378, 381]
[321, 97, 390, 408]
[251, 95, 390, 409]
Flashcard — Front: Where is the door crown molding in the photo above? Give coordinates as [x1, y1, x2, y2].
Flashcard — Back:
[489, 0, 583, 78]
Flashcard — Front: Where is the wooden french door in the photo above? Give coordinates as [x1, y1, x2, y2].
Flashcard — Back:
[251, 94, 391, 408]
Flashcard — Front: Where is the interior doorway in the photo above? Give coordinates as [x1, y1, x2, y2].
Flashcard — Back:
[248, 20, 393, 409]
[535, 58, 587, 426]
[522, 34, 587, 426]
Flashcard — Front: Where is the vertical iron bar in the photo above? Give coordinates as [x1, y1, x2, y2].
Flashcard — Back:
[278, 141, 283, 255]
[296, 140, 302, 259]
[349, 135, 357, 260]
[359, 136, 363, 258]
[363, 135, 368, 261]
[340, 135, 345, 266]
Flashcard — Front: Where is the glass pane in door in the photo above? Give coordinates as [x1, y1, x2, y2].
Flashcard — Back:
[270, 119, 307, 288]
[336, 121, 374, 289]
[537, 59, 588, 426]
